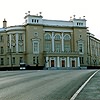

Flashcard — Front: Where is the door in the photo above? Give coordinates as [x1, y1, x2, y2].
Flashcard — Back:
[62, 60, 65, 67]
[72, 60, 75, 67]
[51, 60, 54, 67]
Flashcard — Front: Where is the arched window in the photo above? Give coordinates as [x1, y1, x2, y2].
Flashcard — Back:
[44, 34, 51, 40]
[64, 35, 71, 40]
[55, 34, 60, 40]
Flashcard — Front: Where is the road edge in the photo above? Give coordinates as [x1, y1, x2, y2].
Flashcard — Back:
[70, 70, 99, 100]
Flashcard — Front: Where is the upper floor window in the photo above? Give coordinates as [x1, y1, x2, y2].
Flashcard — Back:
[19, 34, 23, 40]
[33, 41, 39, 54]
[0, 35, 3, 42]
[44, 34, 51, 40]
[78, 43, 84, 53]
[45, 43, 51, 52]
[64, 35, 71, 40]
[55, 43, 61, 52]
[55, 34, 60, 40]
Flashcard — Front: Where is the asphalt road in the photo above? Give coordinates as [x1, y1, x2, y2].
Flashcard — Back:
[0, 70, 95, 100]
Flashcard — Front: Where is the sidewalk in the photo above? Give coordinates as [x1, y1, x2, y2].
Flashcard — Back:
[75, 70, 100, 100]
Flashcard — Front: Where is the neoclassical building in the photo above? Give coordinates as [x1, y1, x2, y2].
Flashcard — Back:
[0, 12, 100, 69]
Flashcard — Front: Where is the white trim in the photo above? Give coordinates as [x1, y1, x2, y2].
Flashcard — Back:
[67, 57, 70, 67]
[61, 33, 64, 51]
[46, 56, 49, 67]
[43, 29, 73, 33]
[16, 33, 18, 52]
[52, 32, 54, 52]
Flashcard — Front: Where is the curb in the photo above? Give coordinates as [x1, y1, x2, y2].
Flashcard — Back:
[70, 70, 99, 100]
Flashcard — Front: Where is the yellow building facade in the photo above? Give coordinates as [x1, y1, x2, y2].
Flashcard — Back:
[0, 13, 100, 70]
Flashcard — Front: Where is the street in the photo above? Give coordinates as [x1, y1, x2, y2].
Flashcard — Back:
[0, 70, 95, 100]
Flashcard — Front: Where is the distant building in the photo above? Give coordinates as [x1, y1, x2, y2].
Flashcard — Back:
[0, 12, 100, 69]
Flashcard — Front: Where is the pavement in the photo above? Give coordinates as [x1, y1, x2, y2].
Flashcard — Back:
[73, 70, 100, 100]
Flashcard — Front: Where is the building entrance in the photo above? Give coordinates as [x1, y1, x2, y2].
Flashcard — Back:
[51, 60, 54, 67]
[72, 60, 75, 67]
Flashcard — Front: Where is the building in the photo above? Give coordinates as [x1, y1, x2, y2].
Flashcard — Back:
[0, 12, 100, 70]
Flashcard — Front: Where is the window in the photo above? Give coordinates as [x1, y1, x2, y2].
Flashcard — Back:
[45, 43, 51, 51]
[55, 35, 60, 40]
[20, 57, 23, 63]
[0, 47, 4, 54]
[0, 35, 3, 42]
[1, 58, 4, 65]
[55, 43, 61, 52]
[80, 57, 84, 64]
[12, 46, 16, 53]
[64, 35, 71, 40]
[19, 34, 23, 40]
[44, 34, 51, 40]
[19, 45, 23, 53]
[7, 57, 9, 65]
[33, 56, 38, 64]
[78, 44, 83, 53]
[12, 57, 15, 65]
[33, 41, 39, 54]
[64, 44, 70, 52]
[33, 57, 35, 64]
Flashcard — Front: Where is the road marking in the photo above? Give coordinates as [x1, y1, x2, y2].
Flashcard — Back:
[70, 70, 99, 100]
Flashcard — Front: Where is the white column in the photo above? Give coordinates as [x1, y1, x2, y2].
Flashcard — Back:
[67, 57, 70, 67]
[52, 32, 54, 52]
[16, 33, 18, 52]
[62, 32, 64, 51]
[46, 56, 49, 67]
[9, 34, 12, 48]
[23, 33, 25, 52]
[78, 57, 80, 67]
[57, 57, 60, 67]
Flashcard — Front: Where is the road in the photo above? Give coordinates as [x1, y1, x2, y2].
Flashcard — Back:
[0, 70, 95, 100]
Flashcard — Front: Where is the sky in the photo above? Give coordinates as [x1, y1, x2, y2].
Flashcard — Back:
[0, 0, 100, 39]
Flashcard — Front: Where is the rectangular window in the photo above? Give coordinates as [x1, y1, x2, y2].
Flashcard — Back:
[12, 57, 15, 65]
[0, 35, 3, 42]
[80, 57, 84, 64]
[45, 43, 51, 52]
[55, 43, 61, 52]
[33, 57, 35, 64]
[12, 46, 16, 53]
[20, 57, 23, 63]
[0, 47, 4, 54]
[64, 44, 70, 52]
[33, 41, 39, 54]
[1, 58, 4, 65]
[19, 34, 23, 40]
[19, 45, 23, 53]
[7, 57, 9, 65]
[78, 44, 84, 53]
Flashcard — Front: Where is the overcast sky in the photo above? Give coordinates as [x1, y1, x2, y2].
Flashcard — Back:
[0, 0, 100, 39]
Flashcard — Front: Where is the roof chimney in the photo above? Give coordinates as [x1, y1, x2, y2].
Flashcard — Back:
[3, 18, 7, 28]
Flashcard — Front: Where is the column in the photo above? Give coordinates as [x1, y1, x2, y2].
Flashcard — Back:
[46, 56, 49, 67]
[62, 32, 64, 51]
[9, 34, 12, 48]
[78, 57, 80, 67]
[57, 56, 60, 67]
[67, 57, 70, 67]
[52, 32, 54, 52]
[16, 33, 18, 52]
[23, 33, 25, 52]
